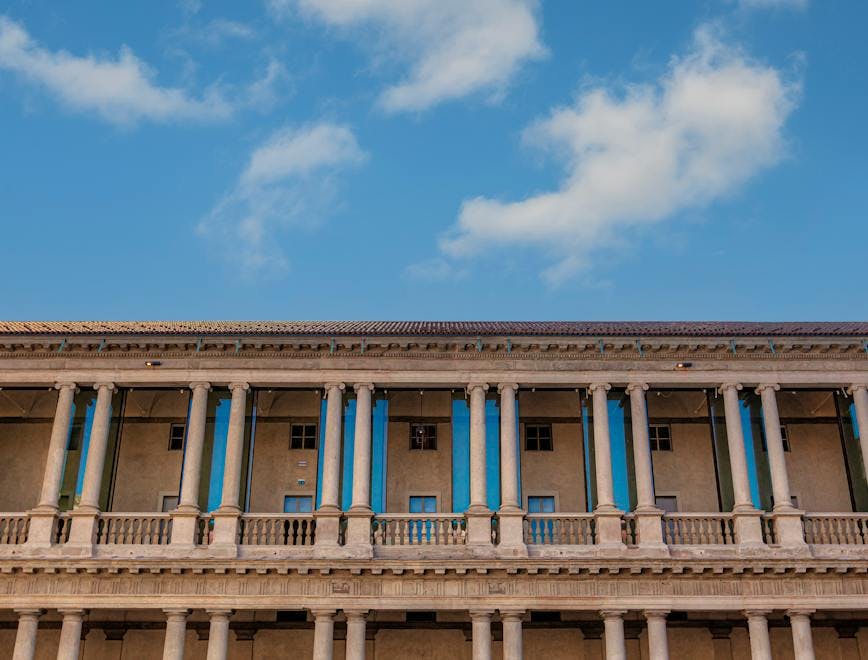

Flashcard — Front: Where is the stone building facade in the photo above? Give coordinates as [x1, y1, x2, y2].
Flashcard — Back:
[0, 320, 867, 660]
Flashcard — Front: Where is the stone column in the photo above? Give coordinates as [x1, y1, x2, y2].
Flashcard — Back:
[12, 609, 42, 660]
[849, 385, 868, 478]
[498, 383, 525, 551]
[470, 610, 493, 660]
[345, 610, 367, 660]
[590, 383, 623, 545]
[206, 610, 231, 660]
[787, 610, 815, 660]
[601, 610, 627, 660]
[756, 384, 805, 547]
[644, 610, 669, 660]
[28, 383, 77, 546]
[171, 383, 210, 547]
[313, 610, 336, 660]
[720, 383, 763, 546]
[628, 383, 665, 547]
[745, 610, 772, 660]
[57, 609, 85, 660]
[68, 383, 115, 548]
[346, 384, 374, 550]
[162, 609, 189, 660]
[466, 383, 493, 546]
[709, 624, 733, 660]
[315, 384, 345, 551]
[211, 383, 248, 550]
[500, 610, 524, 660]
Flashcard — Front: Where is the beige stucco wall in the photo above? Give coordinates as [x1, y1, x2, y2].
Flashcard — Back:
[0, 389, 56, 511]
[386, 391, 453, 513]
[248, 390, 321, 513]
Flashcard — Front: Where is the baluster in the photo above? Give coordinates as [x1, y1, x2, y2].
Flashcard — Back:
[859, 518, 868, 545]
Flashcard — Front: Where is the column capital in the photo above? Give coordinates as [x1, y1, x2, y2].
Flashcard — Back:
[469, 609, 494, 620]
[58, 608, 86, 618]
[14, 608, 44, 617]
[228, 382, 249, 392]
[343, 609, 369, 620]
[324, 382, 345, 392]
[718, 382, 743, 394]
[206, 609, 233, 618]
[755, 383, 780, 394]
[743, 609, 771, 618]
[353, 382, 374, 393]
[600, 610, 627, 619]
[467, 382, 489, 393]
[54, 382, 77, 392]
[311, 609, 337, 619]
[93, 382, 116, 392]
[786, 609, 815, 617]
[643, 610, 670, 619]
[497, 382, 519, 394]
[588, 382, 611, 393]
[163, 608, 190, 616]
[847, 384, 868, 394]
[499, 610, 525, 621]
[626, 382, 649, 393]
[189, 381, 211, 391]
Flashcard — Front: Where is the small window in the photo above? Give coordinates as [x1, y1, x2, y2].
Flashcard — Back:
[655, 495, 678, 513]
[525, 424, 553, 451]
[527, 496, 555, 513]
[168, 424, 185, 451]
[409, 496, 437, 513]
[66, 423, 82, 451]
[290, 424, 317, 450]
[284, 496, 313, 513]
[410, 424, 437, 450]
[649, 424, 672, 451]
[780, 425, 791, 452]
[161, 495, 179, 512]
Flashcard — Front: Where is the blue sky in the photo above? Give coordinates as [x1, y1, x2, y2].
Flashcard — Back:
[1, 0, 865, 321]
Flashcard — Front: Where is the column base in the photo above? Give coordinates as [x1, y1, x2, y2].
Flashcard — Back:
[770, 508, 808, 549]
[633, 507, 669, 554]
[495, 509, 527, 556]
[465, 508, 494, 547]
[594, 509, 626, 548]
[732, 508, 766, 551]
[25, 506, 59, 548]
[209, 507, 240, 557]
[64, 508, 99, 556]
[169, 507, 202, 549]
[343, 509, 374, 558]
[313, 510, 343, 556]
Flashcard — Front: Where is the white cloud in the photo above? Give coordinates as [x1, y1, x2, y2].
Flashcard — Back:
[275, 0, 545, 112]
[739, 0, 808, 10]
[198, 122, 366, 275]
[437, 27, 799, 285]
[0, 15, 231, 125]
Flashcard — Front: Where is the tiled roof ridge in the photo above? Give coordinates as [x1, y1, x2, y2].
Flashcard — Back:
[0, 321, 866, 337]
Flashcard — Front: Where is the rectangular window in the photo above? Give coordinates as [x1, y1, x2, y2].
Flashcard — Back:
[290, 423, 317, 450]
[655, 495, 678, 513]
[527, 495, 555, 513]
[410, 423, 437, 450]
[283, 495, 314, 513]
[649, 424, 672, 451]
[525, 423, 553, 451]
[168, 424, 185, 451]
[409, 496, 437, 513]
[161, 495, 179, 512]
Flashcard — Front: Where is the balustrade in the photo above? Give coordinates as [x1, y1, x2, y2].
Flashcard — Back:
[0, 514, 28, 544]
[662, 513, 735, 545]
[803, 514, 868, 544]
[94, 514, 172, 545]
[372, 514, 466, 546]
[238, 514, 316, 546]
[523, 514, 595, 545]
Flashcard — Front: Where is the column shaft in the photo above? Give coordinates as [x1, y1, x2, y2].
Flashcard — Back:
[745, 611, 772, 660]
[501, 611, 524, 660]
[345, 610, 367, 660]
[851, 386, 868, 479]
[313, 610, 336, 660]
[788, 611, 816, 660]
[591, 384, 616, 510]
[162, 609, 189, 660]
[12, 609, 41, 660]
[628, 384, 654, 509]
[350, 385, 373, 510]
[57, 610, 84, 660]
[218, 383, 248, 510]
[602, 611, 627, 660]
[720, 384, 754, 509]
[469, 384, 489, 510]
[319, 384, 344, 510]
[499, 384, 520, 510]
[78, 383, 114, 510]
[178, 383, 209, 510]
[37, 384, 76, 509]
[757, 385, 793, 510]
[470, 611, 493, 660]
[205, 611, 231, 660]
[645, 611, 670, 660]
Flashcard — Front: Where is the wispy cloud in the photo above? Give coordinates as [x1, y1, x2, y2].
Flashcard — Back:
[436, 26, 800, 286]
[198, 122, 367, 275]
[0, 15, 232, 125]
[269, 0, 545, 113]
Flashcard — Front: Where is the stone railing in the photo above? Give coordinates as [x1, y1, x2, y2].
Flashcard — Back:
[238, 514, 316, 546]
[95, 514, 173, 545]
[196, 515, 214, 546]
[803, 514, 868, 545]
[0, 514, 29, 544]
[761, 513, 777, 545]
[372, 514, 466, 546]
[523, 514, 595, 545]
[54, 513, 72, 544]
[662, 513, 736, 545]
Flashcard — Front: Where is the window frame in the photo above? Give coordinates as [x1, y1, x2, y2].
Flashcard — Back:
[283, 494, 314, 513]
[524, 423, 553, 451]
[408, 495, 438, 513]
[289, 423, 318, 451]
[168, 423, 186, 451]
[409, 423, 437, 451]
[526, 495, 556, 513]
[648, 423, 672, 451]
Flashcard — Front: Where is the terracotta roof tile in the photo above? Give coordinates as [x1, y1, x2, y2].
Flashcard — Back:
[0, 321, 865, 337]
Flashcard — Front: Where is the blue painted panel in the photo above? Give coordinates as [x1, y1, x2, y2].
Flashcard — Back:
[452, 399, 470, 513]
[607, 399, 630, 512]
[485, 399, 500, 510]
[206, 396, 232, 512]
[853, 402, 861, 439]
[371, 398, 389, 513]
[74, 397, 99, 497]
[341, 398, 357, 510]
[739, 400, 762, 508]
[515, 397, 521, 503]
[315, 398, 327, 509]
[582, 399, 592, 511]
